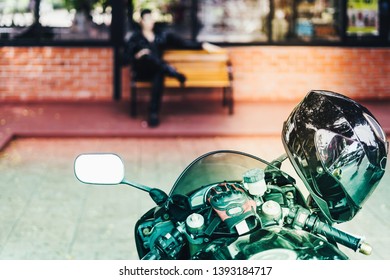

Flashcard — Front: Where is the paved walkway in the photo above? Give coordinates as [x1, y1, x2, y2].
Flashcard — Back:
[1, 137, 389, 260]
[0, 100, 389, 260]
[1, 99, 390, 151]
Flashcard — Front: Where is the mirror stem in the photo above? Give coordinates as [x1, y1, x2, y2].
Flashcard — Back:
[149, 188, 169, 206]
[121, 179, 152, 192]
[121, 180, 168, 206]
[271, 153, 288, 167]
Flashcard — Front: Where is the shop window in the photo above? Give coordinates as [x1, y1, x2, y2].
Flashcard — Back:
[0, 0, 111, 42]
[347, 0, 379, 36]
[0, 0, 33, 40]
[197, 0, 270, 43]
[273, 0, 342, 42]
[1, 0, 388, 45]
[272, 0, 292, 41]
[131, 0, 193, 40]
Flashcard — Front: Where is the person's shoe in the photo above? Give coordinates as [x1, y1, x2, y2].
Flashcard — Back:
[176, 72, 186, 87]
[148, 113, 160, 128]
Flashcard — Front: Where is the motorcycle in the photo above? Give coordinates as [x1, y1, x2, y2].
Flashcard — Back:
[74, 150, 372, 260]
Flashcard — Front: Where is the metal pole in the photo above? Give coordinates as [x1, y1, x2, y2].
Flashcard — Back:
[111, 0, 125, 100]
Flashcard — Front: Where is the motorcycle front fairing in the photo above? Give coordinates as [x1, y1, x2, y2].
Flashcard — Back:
[170, 150, 298, 197]
[134, 150, 349, 260]
[135, 151, 304, 256]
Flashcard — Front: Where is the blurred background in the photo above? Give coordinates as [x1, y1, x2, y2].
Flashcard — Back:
[1, 0, 389, 103]
[0, 0, 389, 260]
[1, 1, 389, 43]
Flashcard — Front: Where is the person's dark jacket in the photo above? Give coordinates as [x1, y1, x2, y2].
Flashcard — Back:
[123, 28, 203, 65]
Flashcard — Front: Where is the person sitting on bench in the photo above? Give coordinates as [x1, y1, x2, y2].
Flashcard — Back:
[124, 8, 220, 127]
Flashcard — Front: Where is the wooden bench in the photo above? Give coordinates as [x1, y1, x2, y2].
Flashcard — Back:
[130, 49, 233, 117]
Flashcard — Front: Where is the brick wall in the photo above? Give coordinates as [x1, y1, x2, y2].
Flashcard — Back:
[0, 47, 113, 101]
[227, 46, 390, 102]
[1, 46, 389, 102]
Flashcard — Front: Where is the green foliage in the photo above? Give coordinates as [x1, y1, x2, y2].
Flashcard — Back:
[132, 0, 178, 13]
[1, 0, 30, 13]
[63, 0, 110, 12]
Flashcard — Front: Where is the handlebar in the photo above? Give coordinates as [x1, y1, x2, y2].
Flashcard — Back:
[305, 214, 372, 255]
[142, 251, 161, 260]
[290, 206, 372, 255]
[142, 225, 186, 260]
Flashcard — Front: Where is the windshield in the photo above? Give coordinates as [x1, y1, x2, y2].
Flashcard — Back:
[170, 150, 294, 196]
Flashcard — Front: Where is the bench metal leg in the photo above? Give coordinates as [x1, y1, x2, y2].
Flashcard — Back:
[223, 87, 228, 107]
[228, 86, 234, 115]
[130, 83, 137, 117]
[222, 87, 234, 115]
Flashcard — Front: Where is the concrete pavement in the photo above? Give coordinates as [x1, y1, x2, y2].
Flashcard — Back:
[1, 136, 389, 260]
[0, 100, 389, 260]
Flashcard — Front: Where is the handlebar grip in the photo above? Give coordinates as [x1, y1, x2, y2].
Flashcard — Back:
[310, 218, 372, 255]
[141, 251, 161, 260]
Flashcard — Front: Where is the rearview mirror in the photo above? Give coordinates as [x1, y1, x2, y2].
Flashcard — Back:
[74, 153, 125, 185]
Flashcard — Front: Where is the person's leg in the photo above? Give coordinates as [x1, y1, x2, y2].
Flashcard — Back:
[148, 71, 164, 127]
[160, 62, 186, 85]
[133, 55, 185, 127]
[136, 55, 186, 85]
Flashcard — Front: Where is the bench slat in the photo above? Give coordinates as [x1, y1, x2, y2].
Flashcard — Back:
[135, 80, 230, 88]
[163, 50, 229, 62]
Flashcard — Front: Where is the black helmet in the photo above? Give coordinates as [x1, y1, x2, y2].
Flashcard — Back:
[282, 90, 388, 223]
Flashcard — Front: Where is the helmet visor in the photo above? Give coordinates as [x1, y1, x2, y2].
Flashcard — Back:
[315, 129, 377, 207]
